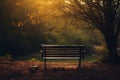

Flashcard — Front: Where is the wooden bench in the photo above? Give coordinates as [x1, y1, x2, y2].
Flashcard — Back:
[41, 44, 85, 70]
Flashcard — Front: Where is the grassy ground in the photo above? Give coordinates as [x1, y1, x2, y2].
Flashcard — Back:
[0, 61, 120, 80]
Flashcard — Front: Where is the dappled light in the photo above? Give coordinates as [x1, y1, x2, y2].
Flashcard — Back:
[0, 0, 119, 60]
[0, 0, 120, 80]
[0, 0, 106, 56]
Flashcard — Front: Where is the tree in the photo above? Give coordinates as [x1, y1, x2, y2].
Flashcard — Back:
[64, 0, 120, 62]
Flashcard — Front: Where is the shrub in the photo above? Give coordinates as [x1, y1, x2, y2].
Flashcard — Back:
[0, 53, 13, 61]
[27, 57, 39, 62]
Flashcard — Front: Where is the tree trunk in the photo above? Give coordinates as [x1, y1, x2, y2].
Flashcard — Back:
[102, 1, 119, 62]
[103, 31, 119, 62]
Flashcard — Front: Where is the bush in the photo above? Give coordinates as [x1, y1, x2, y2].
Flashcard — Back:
[0, 53, 13, 61]
[27, 57, 39, 62]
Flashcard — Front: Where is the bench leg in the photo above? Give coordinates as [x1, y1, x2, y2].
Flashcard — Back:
[78, 56, 81, 70]
[44, 58, 47, 70]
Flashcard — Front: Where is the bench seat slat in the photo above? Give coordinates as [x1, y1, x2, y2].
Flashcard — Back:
[46, 49, 80, 52]
[46, 48, 81, 49]
[43, 53, 81, 55]
[45, 51, 80, 54]
[44, 52, 80, 54]
[42, 54, 81, 56]
[42, 57, 80, 59]
[44, 46, 84, 48]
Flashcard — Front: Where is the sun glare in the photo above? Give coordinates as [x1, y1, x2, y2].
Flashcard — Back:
[65, 0, 71, 4]
[80, 1, 85, 5]
[13, 0, 67, 26]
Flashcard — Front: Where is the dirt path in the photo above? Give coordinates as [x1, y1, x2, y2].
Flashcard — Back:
[0, 61, 120, 80]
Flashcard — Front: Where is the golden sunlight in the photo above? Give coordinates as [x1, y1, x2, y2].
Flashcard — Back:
[65, 0, 71, 4]
[13, 0, 72, 26]
[80, 1, 85, 5]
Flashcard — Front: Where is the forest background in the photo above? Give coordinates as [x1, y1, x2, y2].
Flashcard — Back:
[0, 0, 119, 60]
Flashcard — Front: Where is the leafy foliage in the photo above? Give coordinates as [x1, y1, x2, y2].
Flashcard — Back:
[0, 53, 13, 61]
[0, 0, 104, 59]
[62, 0, 120, 62]
[27, 57, 39, 62]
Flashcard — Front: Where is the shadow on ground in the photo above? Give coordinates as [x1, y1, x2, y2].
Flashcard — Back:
[0, 61, 120, 80]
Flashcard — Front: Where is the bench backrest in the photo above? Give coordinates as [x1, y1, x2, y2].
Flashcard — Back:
[41, 45, 85, 60]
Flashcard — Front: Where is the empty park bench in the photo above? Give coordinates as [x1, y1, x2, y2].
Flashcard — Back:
[41, 44, 85, 70]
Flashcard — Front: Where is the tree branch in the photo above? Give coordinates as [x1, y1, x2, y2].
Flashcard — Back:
[74, 0, 104, 29]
